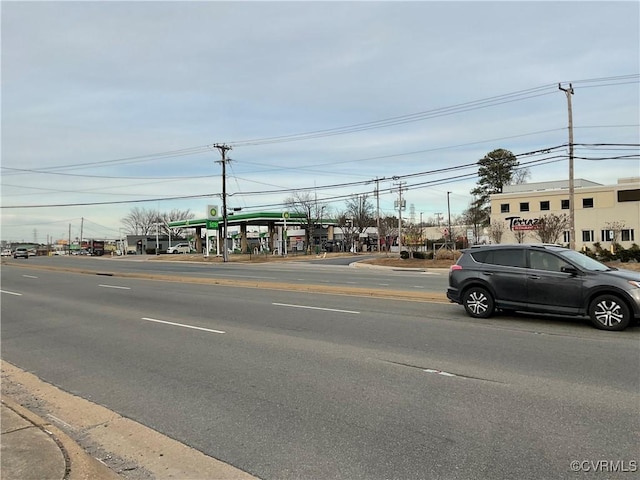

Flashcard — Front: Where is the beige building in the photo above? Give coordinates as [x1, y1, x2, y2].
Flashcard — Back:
[489, 177, 640, 250]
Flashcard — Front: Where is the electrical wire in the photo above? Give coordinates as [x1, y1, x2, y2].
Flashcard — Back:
[3, 75, 636, 177]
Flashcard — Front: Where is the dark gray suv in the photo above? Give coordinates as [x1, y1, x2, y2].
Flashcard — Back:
[447, 244, 640, 331]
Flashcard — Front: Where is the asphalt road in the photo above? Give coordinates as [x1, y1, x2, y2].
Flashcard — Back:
[6, 254, 449, 293]
[1, 264, 639, 479]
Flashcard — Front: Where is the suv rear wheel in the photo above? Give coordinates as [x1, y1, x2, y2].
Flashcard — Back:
[462, 286, 494, 319]
[589, 294, 631, 331]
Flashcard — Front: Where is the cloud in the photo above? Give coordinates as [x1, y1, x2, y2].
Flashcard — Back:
[2, 1, 638, 242]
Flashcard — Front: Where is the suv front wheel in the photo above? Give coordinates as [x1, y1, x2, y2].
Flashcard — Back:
[589, 294, 631, 331]
[462, 286, 494, 319]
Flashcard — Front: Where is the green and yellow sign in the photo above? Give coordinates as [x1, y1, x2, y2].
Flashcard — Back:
[207, 205, 219, 219]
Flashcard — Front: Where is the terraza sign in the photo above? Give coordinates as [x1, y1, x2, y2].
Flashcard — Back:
[505, 216, 541, 231]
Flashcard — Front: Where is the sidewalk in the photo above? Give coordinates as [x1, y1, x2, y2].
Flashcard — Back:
[1, 397, 119, 480]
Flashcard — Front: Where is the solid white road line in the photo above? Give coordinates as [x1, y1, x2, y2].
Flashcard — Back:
[0, 290, 22, 296]
[22, 275, 38, 278]
[140, 317, 225, 334]
[98, 284, 131, 290]
[424, 369, 456, 377]
[272, 303, 360, 314]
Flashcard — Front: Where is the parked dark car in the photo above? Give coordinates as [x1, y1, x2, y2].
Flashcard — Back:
[447, 244, 640, 331]
[13, 247, 29, 259]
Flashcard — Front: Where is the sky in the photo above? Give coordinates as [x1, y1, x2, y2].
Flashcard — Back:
[1, 0, 639, 243]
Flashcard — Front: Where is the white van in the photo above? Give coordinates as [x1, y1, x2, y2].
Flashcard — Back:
[167, 243, 190, 254]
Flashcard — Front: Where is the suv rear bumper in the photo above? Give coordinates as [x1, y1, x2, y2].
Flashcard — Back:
[446, 288, 461, 304]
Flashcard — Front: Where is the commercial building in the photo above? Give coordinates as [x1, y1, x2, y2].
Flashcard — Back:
[489, 177, 640, 250]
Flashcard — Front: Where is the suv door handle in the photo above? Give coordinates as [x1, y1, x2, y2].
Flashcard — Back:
[482, 271, 494, 276]
[529, 275, 541, 279]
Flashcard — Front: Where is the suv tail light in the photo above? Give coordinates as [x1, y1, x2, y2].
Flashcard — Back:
[450, 264, 462, 271]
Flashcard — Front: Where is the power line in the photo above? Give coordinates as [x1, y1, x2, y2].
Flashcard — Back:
[1, 147, 572, 209]
[3, 75, 636, 176]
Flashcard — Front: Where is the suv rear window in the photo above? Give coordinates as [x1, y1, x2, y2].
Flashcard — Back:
[470, 249, 526, 268]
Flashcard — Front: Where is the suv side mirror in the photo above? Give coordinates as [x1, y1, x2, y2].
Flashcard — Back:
[561, 266, 578, 275]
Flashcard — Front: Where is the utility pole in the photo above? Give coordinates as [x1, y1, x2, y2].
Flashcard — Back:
[394, 180, 406, 254]
[80, 217, 84, 249]
[214, 144, 232, 262]
[447, 192, 452, 248]
[559, 83, 575, 250]
[375, 177, 381, 254]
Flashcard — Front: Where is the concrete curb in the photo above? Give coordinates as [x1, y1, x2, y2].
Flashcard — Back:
[1, 397, 120, 480]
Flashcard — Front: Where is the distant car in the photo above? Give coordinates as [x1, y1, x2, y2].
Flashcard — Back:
[13, 247, 29, 259]
[447, 244, 640, 331]
[1, 249, 11, 257]
[166, 243, 190, 254]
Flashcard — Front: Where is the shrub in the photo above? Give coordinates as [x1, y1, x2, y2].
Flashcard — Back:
[618, 243, 640, 262]
[400, 250, 410, 259]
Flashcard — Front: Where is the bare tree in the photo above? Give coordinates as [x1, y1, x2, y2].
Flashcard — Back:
[285, 192, 324, 253]
[158, 209, 195, 238]
[377, 214, 397, 255]
[403, 222, 423, 255]
[511, 167, 531, 185]
[462, 202, 485, 244]
[514, 230, 528, 244]
[122, 207, 195, 237]
[604, 220, 626, 247]
[335, 212, 358, 252]
[344, 194, 375, 251]
[121, 207, 159, 235]
[534, 213, 570, 244]
[488, 221, 505, 244]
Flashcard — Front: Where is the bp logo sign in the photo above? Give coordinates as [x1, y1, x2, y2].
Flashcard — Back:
[207, 205, 219, 219]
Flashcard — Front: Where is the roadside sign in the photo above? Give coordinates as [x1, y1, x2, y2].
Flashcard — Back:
[207, 205, 219, 220]
[207, 220, 218, 229]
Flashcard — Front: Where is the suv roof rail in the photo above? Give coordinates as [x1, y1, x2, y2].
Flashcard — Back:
[468, 243, 564, 249]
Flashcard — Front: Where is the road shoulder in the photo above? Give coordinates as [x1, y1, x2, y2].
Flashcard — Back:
[1, 361, 258, 480]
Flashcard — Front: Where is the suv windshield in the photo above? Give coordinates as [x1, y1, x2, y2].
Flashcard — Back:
[557, 249, 610, 271]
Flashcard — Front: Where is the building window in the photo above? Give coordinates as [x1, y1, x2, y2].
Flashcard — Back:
[601, 230, 614, 242]
[500, 203, 510, 213]
[520, 202, 529, 212]
[582, 198, 594, 208]
[618, 189, 640, 202]
[563, 231, 571, 243]
[540, 200, 550, 211]
[582, 230, 594, 242]
[621, 229, 635, 242]
[561, 199, 569, 210]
